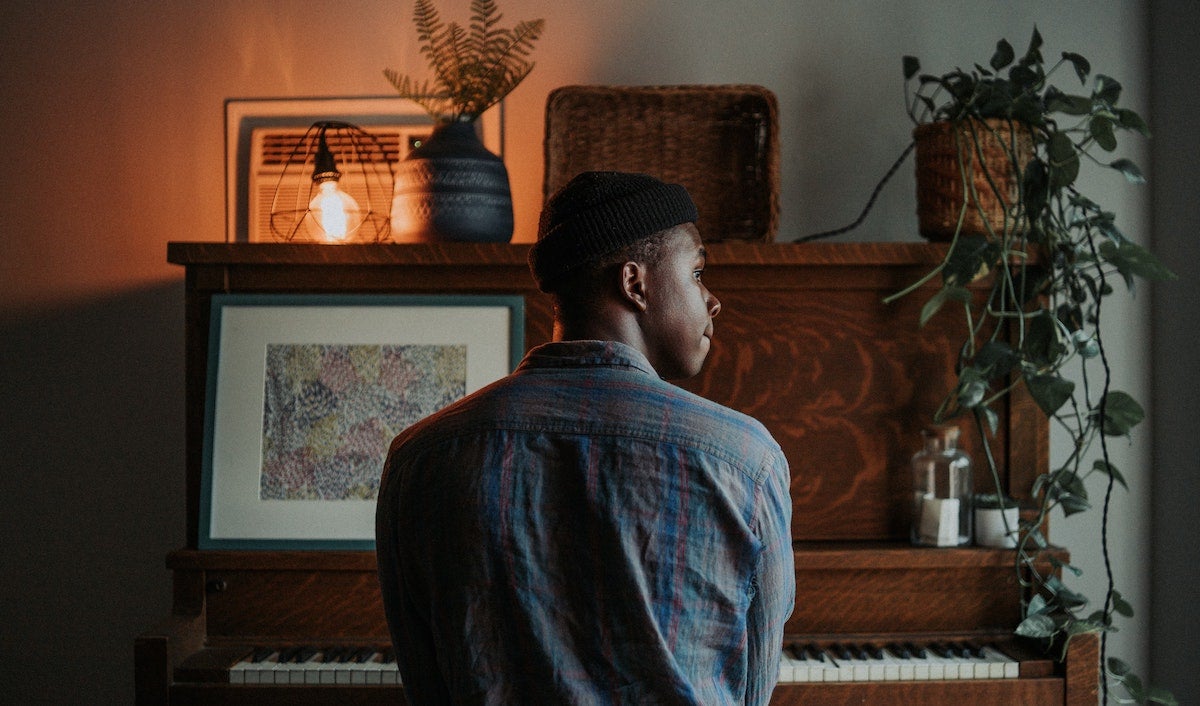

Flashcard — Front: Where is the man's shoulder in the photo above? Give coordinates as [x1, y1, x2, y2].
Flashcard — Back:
[667, 383, 778, 444]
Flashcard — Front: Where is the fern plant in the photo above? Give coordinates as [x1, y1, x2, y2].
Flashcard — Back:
[384, 0, 544, 122]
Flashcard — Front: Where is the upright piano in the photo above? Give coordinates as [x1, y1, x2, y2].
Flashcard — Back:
[136, 241, 1099, 704]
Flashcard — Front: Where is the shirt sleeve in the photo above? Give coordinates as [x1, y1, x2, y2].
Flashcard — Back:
[743, 448, 795, 705]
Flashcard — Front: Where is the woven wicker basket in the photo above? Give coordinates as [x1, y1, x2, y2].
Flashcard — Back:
[914, 118, 1034, 241]
[543, 85, 779, 242]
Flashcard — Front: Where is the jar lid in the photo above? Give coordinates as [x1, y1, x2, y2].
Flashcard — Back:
[922, 424, 960, 442]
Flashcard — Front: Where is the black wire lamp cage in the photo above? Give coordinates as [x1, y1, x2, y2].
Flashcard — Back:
[269, 121, 395, 243]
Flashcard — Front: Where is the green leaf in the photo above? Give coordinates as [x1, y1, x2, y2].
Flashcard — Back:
[1047, 576, 1090, 609]
[1046, 130, 1076, 162]
[1112, 590, 1134, 618]
[1094, 74, 1122, 105]
[1016, 613, 1057, 638]
[1100, 390, 1145, 436]
[1027, 593, 1049, 616]
[1099, 238, 1176, 285]
[1022, 27, 1044, 66]
[1093, 459, 1128, 491]
[1062, 51, 1091, 84]
[1023, 310, 1066, 368]
[1046, 132, 1080, 189]
[1067, 618, 1106, 635]
[919, 285, 971, 327]
[1108, 657, 1133, 678]
[1046, 91, 1092, 116]
[1026, 374, 1075, 416]
[990, 38, 1015, 71]
[1118, 672, 1147, 700]
[1109, 157, 1146, 184]
[1021, 159, 1049, 218]
[1146, 687, 1180, 705]
[1115, 108, 1151, 137]
[1090, 116, 1117, 151]
[1047, 470, 1090, 516]
[903, 55, 920, 80]
[956, 367, 989, 408]
[1047, 553, 1084, 577]
[943, 234, 999, 285]
[973, 341, 1017, 379]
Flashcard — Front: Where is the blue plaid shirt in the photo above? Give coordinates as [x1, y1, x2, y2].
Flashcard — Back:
[376, 340, 794, 704]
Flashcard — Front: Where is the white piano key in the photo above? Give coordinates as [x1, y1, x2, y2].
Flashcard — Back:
[981, 644, 1020, 679]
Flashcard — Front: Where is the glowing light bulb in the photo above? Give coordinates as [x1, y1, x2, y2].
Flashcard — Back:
[308, 179, 361, 242]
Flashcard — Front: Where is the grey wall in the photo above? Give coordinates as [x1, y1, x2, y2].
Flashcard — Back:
[0, 1, 1186, 703]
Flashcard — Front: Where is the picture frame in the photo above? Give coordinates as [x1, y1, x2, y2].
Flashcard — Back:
[223, 96, 504, 242]
[199, 293, 524, 550]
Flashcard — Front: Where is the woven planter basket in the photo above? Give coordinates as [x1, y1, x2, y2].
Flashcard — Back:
[914, 118, 1033, 241]
[543, 85, 779, 242]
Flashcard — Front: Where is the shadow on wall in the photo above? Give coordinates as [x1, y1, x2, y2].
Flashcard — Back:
[0, 282, 186, 705]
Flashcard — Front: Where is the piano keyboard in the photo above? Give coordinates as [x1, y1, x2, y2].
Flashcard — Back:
[778, 641, 1020, 683]
[228, 646, 401, 685]
[223, 639, 1018, 686]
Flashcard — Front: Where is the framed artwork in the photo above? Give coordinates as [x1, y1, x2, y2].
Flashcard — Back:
[199, 293, 524, 550]
[223, 96, 504, 242]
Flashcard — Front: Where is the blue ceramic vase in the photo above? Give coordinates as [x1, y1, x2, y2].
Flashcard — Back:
[391, 120, 514, 243]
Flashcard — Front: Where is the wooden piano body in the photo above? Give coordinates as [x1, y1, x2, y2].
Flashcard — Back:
[137, 241, 1099, 704]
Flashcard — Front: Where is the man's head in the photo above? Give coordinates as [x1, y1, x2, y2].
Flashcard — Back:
[528, 171, 721, 379]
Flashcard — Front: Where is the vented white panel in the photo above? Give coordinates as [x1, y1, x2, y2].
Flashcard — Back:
[248, 125, 431, 242]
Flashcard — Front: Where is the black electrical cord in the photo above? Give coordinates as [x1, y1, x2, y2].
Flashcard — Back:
[795, 140, 915, 243]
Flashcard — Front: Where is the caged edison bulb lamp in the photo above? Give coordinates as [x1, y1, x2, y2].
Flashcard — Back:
[269, 121, 394, 243]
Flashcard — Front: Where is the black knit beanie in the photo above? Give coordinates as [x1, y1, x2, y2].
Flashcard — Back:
[528, 171, 698, 292]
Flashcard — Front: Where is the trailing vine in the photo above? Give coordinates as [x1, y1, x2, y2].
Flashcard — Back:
[892, 28, 1176, 705]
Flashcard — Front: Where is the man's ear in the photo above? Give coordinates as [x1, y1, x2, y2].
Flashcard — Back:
[618, 261, 649, 312]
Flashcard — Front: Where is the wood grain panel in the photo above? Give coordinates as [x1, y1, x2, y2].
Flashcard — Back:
[168, 242, 1035, 543]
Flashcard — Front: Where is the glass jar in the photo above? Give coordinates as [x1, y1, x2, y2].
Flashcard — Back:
[910, 424, 972, 547]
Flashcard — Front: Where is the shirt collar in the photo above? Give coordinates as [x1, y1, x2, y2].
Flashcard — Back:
[516, 340, 658, 377]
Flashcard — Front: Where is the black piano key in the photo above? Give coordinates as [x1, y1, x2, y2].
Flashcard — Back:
[886, 642, 912, 659]
[381, 647, 396, 664]
[802, 643, 826, 662]
[831, 643, 853, 661]
[849, 643, 870, 660]
[864, 643, 884, 660]
[963, 641, 986, 658]
[294, 646, 319, 663]
[904, 641, 928, 658]
[277, 646, 301, 663]
[930, 642, 953, 659]
[352, 647, 376, 663]
[251, 646, 275, 663]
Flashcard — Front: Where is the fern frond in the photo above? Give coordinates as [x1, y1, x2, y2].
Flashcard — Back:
[386, 0, 544, 121]
[469, 0, 503, 60]
[382, 70, 455, 120]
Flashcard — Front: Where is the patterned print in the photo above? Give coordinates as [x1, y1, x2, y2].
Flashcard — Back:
[261, 343, 466, 500]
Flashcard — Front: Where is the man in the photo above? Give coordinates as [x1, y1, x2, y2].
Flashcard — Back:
[376, 171, 795, 704]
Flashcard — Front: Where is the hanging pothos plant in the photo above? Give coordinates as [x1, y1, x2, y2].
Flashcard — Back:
[887, 28, 1176, 705]
[384, 0, 544, 123]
